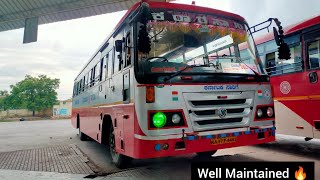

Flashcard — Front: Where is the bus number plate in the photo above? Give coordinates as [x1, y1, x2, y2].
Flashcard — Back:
[211, 137, 237, 145]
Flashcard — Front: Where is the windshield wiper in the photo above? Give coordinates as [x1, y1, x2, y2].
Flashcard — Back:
[163, 64, 210, 82]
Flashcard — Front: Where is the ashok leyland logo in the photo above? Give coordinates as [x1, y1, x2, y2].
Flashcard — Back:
[217, 108, 227, 118]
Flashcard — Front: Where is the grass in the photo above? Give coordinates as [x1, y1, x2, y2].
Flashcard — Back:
[0, 119, 18, 122]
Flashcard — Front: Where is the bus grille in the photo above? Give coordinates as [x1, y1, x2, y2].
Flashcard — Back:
[183, 91, 254, 131]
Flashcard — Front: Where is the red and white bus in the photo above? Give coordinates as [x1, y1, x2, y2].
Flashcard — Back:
[72, 1, 277, 168]
[253, 15, 320, 140]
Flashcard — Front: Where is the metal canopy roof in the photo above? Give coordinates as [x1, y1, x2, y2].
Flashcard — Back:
[0, 0, 143, 32]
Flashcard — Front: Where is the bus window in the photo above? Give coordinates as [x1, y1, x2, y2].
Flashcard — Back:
[307, 40, 320, 69]
[257, 44, 264, 55]
[73, 83, 76, 97]
[100, 57, 105, 81]
[82, 76, 86, 92]
[85, 73, 89, 89]
[266, 52, 276, 75]
[114, 48, 121, 73]
[79, 79, 82, 94]
[265, 40, 277, 52]
[95, 62, 101, 82]
[125, 33, 132, 67]
[107, 50, 113, 78]
[76, 81, 80, 95]
[92, 65, 97, 86]
[89, 69, 93, 87]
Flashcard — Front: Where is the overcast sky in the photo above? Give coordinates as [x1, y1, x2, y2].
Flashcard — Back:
[0, 0, 319, 100]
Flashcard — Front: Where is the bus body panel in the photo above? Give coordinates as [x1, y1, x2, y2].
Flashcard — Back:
[254, 16, 320, 138]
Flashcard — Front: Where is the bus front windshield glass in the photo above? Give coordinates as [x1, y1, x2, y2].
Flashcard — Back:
[138, 11, 265, 76]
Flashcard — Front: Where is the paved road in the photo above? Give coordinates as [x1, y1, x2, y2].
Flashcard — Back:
[0, 120, 319, 179]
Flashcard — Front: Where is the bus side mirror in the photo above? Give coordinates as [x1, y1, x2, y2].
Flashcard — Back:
[115, 40, 122, 52]
[273, 27, 280, 46]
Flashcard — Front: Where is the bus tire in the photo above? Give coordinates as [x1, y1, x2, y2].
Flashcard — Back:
[108, 125, 132, 168]
[196, 150, 217, 157]
[79, 129, 87, 141]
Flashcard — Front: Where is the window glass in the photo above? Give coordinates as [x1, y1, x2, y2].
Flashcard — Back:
[265, 40, 277, 52]
[92, 66, 96, 86]
[266, 52, 276, 75]
[76, 82, 80, 95]
[95, 62, 100, 80]
[257, 44, 264, 55]
[114, 49, 120, 74]
[100, 57, 105, 81]
[82, 76, 86, 91]
[79, 79, 82, 94]
[308, 40, 320, 69]
[266, 43, 302, 75]
[73, 83, 76, 96]
[89, 70, 92, 87]
[107, 50, 113, 78]
[86, 73, 89, 89]
[125, 33, 132, 67]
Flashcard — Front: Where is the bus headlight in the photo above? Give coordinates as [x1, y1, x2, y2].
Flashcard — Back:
[267, 107, 274, 117]
[257, 109, 263, 117]
[152, 112, 167, 128]
[172, 114, 181, 124]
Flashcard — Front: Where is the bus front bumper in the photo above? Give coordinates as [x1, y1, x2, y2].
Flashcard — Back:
[132, 127, 275, 159]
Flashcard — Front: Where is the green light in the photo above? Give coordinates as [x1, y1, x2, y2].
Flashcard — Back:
[152, 112, 167, 128]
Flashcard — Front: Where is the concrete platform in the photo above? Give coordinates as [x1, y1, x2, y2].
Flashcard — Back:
[0, 144, 94, 174]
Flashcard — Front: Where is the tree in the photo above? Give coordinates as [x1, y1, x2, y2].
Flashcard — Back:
[8, 75, 60, 116]
[0, 90, 8, 96]
[0, 90, 9, 111]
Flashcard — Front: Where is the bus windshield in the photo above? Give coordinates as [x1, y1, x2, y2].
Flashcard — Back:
[138, 11, 264, 76]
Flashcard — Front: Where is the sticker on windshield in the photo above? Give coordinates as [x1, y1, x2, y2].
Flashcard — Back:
[206, 35, 233, 52]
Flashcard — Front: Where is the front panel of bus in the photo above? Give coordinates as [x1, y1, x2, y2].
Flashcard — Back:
[131, 6, 275, 158]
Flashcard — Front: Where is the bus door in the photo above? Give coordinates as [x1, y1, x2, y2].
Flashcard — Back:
[122, 31, 132, 104]
[270, 34, 314, 138]
[304, 29, 320, 138]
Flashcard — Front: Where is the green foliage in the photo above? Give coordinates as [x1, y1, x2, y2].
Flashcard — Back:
[0, 90, 8, 96]
[3, 75, 60, 113]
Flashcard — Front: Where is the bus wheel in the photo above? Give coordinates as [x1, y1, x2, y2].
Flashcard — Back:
[196, 150, 217, 157]
[79, 128, 87, 141]
[108, 125, 132, 168]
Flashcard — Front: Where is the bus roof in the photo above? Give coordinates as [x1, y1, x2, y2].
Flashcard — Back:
[75, 1, 246, 80]
[255, 15, 320, 45]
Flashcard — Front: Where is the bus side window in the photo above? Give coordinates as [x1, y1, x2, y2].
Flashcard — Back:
[73, 83, 76, 97]
[91, 65, 96, 86]
[266, 52, 276, 75]
[76, 81, 80, 95]
[307, 40, 320, 69]
[114, 48, 121, 74]
[100, 57, 105, 81]
[83, 76, 86, 92]
[95, 62, 100, 82]
[125, 33, 131, 67]
[107, 50, 113, 78]
[85, 73, 89, 89]
[79, 79, 82, 94]
[89, 69, 93, 87]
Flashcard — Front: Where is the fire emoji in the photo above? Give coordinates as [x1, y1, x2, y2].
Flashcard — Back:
[295, 166, 306, 180]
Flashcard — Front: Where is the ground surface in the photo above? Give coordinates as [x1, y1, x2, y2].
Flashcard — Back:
[0, 120, 319, 179]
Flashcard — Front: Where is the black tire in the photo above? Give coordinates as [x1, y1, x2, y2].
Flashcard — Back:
[108, 125, 132, 168]
[79, 128, 87, 141]
[196, 150, 217, 157]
